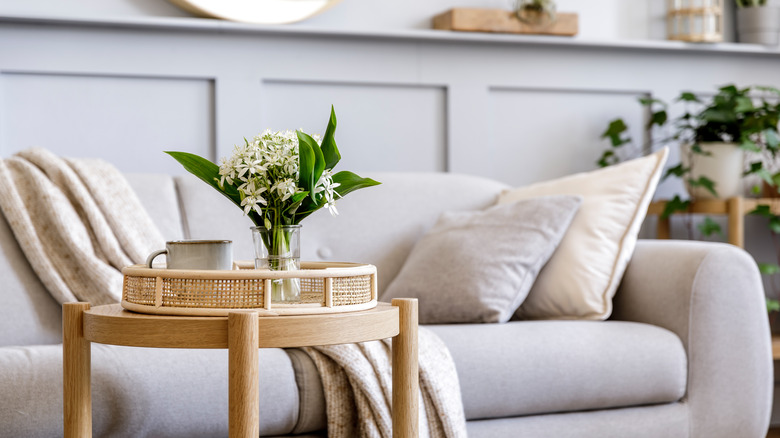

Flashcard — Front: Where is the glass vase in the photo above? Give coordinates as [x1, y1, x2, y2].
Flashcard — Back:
[251, 225, 301, 303]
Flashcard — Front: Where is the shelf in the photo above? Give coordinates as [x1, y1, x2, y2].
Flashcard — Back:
[2, 13, 780, 58]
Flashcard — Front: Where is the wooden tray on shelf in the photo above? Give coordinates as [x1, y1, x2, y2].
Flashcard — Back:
[121, 261, 377, 316]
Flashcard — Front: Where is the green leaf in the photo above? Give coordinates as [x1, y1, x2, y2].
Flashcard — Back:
[735, 96, 755, 113]
[638, 97, 666, 106]
[740, 138, 761, 152]
[756, 85, 780, 96]
[719, 84, 739, 95]
[749, 204, 773, 218]
[297, 136, 316, 201]
[662, 163, 689, 181]
[596, 150, 618, 168]
[687, 176, 718, 198]
[320, 106, 342, 170]
[765, 128, 780, 150]
[744, 161, 764, 176]
[661, 195, 691, 219]
[757, 169, 775, 186]
[697, 217, 723, 237]
[297, 131, 325, 201]
[760, 263, 780, 276]
[770, 217, 780, 234]
[332, 171, 382, 198]
[650, 110, 668, 128]
[601, 119, 630, 147]
[677, 92, 700, 102]
[165, 151, 243, 210]
[767, 298, 780, 313]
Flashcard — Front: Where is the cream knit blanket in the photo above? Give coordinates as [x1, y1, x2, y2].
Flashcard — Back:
[0, 148, 165, 305]
[304, 328, 468, 438]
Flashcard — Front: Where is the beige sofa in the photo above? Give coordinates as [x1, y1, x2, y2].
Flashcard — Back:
[0, 171, 773, 437]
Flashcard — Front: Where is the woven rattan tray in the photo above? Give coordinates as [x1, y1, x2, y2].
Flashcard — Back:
[121, 261, 377, 316]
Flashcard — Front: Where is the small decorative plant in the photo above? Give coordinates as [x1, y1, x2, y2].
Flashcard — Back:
[166, 106, 380, 302]
[513, 0, 556, 25]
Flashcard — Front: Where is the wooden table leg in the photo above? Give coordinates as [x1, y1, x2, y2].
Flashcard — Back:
[63, 302, 92, 438]
[228, 310, 259, 438]
[391, 298, 419, 438]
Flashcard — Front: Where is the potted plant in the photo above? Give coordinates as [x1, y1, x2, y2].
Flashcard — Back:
[599, 84, 780, 208]
[736, 0, 780, 45]
[513, 0, 556, 26]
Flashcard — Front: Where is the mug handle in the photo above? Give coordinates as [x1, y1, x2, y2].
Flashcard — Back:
[146, 249, 168, 268]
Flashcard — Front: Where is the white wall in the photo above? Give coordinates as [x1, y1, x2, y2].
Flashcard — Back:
[0, 0, 734, 42]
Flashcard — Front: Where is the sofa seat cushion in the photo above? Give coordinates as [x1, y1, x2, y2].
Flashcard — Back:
[426, 320, 687, 420]
[0, 344, 300, 437]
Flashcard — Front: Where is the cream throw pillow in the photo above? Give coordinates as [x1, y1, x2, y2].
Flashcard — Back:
[497, 148, 669, 320]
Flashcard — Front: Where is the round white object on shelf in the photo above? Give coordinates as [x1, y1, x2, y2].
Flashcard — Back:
[168, 0, 341, 25]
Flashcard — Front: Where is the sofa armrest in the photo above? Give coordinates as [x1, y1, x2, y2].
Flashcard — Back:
[612, 239, 772, 438]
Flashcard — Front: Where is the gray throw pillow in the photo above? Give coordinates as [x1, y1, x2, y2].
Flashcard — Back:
[381, 195, 582, 324]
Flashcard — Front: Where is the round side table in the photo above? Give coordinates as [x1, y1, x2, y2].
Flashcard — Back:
[63, 299, 419, 438]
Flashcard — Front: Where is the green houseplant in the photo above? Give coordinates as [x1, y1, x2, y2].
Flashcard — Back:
[167, 106, 380, 302]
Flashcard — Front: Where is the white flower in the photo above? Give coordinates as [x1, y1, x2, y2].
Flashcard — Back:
[314, 169, 341, 216]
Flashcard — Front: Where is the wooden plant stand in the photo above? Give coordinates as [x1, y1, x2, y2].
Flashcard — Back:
[647, 197, 780, 249]
[63, 299, 419, 438]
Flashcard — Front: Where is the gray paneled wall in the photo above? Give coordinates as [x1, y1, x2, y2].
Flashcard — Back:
[2, 15, 780, 193]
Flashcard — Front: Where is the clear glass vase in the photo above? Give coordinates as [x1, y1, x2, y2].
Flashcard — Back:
[251, 225, 301, 303]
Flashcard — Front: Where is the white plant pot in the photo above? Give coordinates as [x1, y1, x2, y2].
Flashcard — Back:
[737, 6, 780, 45]
[680, 142, 744, 200]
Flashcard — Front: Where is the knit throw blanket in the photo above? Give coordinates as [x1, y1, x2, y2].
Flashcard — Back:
[0, 148, 164, 305]
[304, 328, 468, 438]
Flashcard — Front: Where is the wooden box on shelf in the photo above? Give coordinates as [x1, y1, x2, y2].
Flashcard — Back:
[432, 8, 578, 36]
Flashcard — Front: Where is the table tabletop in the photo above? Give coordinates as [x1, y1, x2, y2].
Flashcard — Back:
[83, 302, 400, 349]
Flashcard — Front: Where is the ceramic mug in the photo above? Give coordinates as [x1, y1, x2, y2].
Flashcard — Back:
[146, 240, 233, 270]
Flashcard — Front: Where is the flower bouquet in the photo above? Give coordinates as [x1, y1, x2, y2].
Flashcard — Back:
[166, 106, 380, 302]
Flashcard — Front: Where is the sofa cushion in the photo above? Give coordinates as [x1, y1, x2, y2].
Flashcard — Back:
[426, 320, 686, 420]
[498, 148, 669, 320]
[466, 402, 688, 438]
[383, 195, 582, 323]
[0, 344, 301, 437]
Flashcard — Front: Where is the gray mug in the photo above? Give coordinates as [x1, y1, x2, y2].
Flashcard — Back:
[146, 240, 233, 270]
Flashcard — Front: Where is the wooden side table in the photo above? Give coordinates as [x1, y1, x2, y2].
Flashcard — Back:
[63, 299, 419, 438]
[648, 197, 780, 249]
